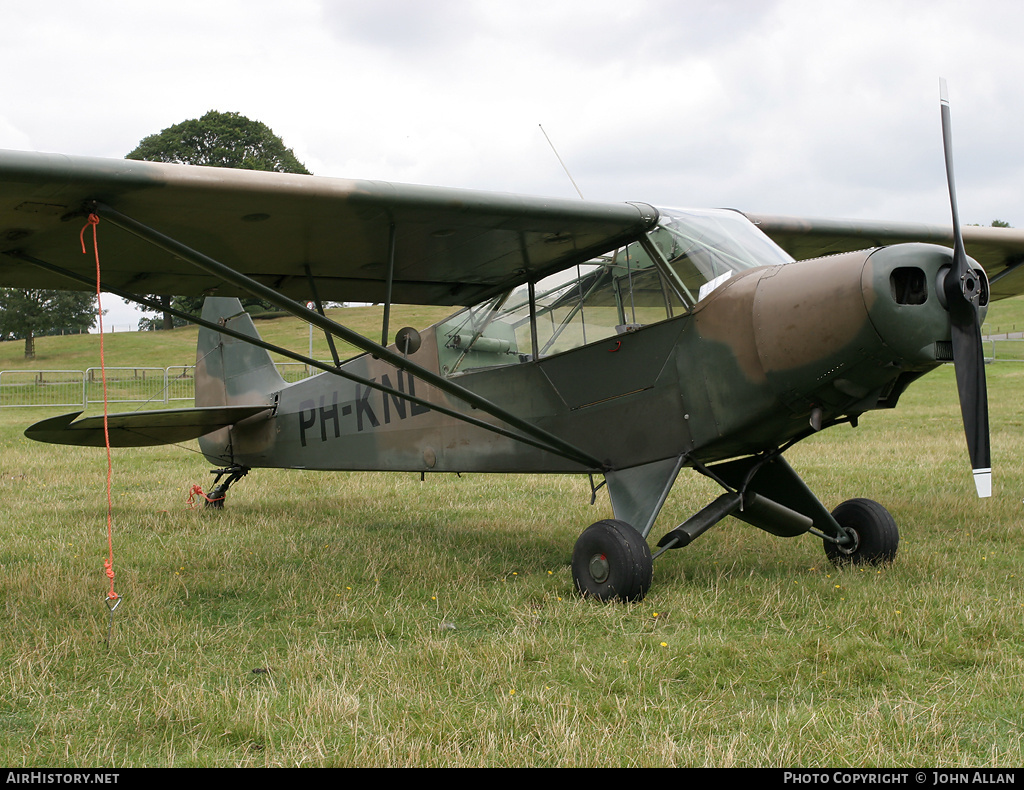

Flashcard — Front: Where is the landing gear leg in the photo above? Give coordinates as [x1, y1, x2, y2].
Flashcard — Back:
[204, 465, 250, 509]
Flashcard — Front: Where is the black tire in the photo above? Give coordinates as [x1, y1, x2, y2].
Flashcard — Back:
[824, 498, 899, 566]
[572, 519, 653, 602]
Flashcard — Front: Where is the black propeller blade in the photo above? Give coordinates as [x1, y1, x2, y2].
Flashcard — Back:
[939, 78, 991, 498]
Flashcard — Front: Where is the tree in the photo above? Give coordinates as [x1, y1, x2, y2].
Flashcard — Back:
[126, 110, 310, 174]
[0, 289, 96, 359]
[126, 111, 311, 328]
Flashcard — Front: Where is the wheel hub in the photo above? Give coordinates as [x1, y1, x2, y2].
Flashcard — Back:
[588, 553, 609, 584]
[835, 526, 861, 556]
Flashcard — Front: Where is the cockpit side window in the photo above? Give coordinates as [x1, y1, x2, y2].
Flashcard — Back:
[436, 249, 683, 374]
[435, 208, 791, 376]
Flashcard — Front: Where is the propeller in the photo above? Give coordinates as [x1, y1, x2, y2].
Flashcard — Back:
[939, 78, 991, 498]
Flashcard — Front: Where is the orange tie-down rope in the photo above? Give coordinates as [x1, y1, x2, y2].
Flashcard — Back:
[187, 484, 225, 509]
[80, 214, 118, 609]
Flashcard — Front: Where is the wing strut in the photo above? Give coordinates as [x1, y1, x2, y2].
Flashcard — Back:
[303, 264, 341, 368]
[381, 221, 397, 347]
[31, 204, 607, 470]
[6, 247, 603, 466]
[5, 247, 603, 467]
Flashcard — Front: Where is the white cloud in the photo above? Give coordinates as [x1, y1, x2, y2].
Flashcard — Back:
[5, 1, 1024, 224]
[7, 0, 1024, 329]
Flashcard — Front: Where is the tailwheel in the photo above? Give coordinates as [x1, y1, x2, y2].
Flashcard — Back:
[572, 519, 653, 602]
[824, 498, 899, 566]
[204, 465, 250, 510]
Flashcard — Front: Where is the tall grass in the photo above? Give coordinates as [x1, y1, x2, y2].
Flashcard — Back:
[1, 310, 1023, 766]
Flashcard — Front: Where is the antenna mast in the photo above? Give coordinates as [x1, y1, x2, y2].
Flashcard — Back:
[539, 124, 585, 200]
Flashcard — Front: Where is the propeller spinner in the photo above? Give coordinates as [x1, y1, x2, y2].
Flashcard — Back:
[939, 78, 992, 498]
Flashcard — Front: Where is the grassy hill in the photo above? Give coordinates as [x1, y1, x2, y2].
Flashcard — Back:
[0, 303, 453, 372]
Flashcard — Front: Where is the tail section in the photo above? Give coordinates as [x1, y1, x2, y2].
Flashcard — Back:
[25, 297, 283, 451]
[196, 297, 286, 463]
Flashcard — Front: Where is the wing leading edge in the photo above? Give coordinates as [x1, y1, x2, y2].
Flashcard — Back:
[745, 213, 1024, 301]
[5, 148, 1022, 305]
[0, 149, 658, 306]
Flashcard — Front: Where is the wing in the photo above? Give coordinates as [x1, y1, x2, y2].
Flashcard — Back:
[0, 149, 658, 306]
[744, 213, 1024, 301]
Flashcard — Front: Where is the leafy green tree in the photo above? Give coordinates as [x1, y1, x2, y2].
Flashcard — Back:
[126, 110, 310, 173]
[127, 111, 310, 328]
[0, 289, 96, 359]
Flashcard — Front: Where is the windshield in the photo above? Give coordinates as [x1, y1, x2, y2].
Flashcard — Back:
[650, 208, 794, 304]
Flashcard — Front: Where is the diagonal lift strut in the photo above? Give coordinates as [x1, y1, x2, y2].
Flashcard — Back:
[4, 246, 605, 468]
[84, 202, 606, 470]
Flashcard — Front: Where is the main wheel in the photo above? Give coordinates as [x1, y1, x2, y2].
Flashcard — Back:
[824, 498, 899, 566]
[572, 519, 653, 602]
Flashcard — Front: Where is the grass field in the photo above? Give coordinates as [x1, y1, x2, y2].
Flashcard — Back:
[1, 305, 1023, 767]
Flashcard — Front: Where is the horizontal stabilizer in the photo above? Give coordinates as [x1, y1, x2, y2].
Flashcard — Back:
[25, 406, 271, 447]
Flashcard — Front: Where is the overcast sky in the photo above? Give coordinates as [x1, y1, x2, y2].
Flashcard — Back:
[3, 0, 1023, 326]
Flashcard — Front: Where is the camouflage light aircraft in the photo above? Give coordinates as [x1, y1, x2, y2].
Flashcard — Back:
[2, 86, 1023, 602]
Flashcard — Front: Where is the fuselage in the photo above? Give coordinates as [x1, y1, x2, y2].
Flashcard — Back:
[200, 210, 979, 476]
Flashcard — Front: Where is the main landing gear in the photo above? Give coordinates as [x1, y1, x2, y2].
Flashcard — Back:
[571, 454, 900, 603]
[571, 520, 653, 602]
[823, 497, 899, 565]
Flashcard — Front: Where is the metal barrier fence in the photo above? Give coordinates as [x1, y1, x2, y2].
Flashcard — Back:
[165, 366, 195, 402]
[985, 337, 1024, 362]
[0, 362, 316, 408]
[0, 370, 85, 409]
